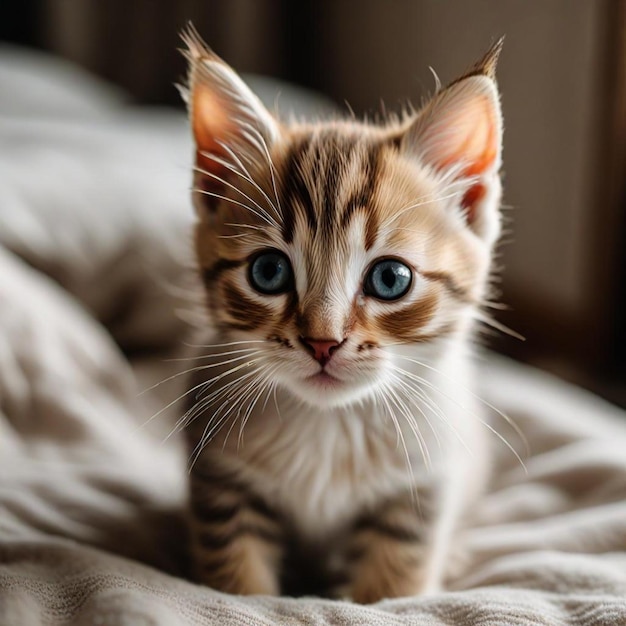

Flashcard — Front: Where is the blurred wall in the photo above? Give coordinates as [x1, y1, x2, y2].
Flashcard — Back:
[307, 1, 624, 390]
[5, 0, 626, 399]
[312, 2, 613, 330]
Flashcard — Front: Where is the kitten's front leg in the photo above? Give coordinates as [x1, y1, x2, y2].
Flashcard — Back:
[189, 469, 283, 595]
[346, 497, 433, 604]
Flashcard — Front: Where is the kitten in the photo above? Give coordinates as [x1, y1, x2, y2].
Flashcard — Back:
[180, 26, 503, 603]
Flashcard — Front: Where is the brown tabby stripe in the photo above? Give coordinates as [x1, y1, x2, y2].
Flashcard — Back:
[222, 281, 271, 329]
[411, 322, 457, 343]
[202, 257, 245, 285]
[421, 270, 471, 302]
[280, 134, 385, 247]
[353, 516, 423, 543]
[197, 521, 282, 550]
[196, 533, 232, 552]
[192, 499, 241, 523]
[196, 526, 238, 552]
[281, 137, 316, 242]
[364, 207, 379, 252]
[192, 496, 281, 533]
[279, 290, 299, 325]
[247, 493, 281, 521]
[340, 144, 380, 252]
[191, 469, 282, 523]
[279, 186, 295, 245]
[320, 135, 355, 234]
[377, 293, 438, 341]
[191, 464, 245, 490]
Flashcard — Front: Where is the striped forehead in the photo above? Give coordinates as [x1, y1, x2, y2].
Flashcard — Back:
[279, 131, 381, 250]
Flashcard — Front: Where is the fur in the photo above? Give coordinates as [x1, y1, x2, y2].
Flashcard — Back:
[180, 25, 504, 602]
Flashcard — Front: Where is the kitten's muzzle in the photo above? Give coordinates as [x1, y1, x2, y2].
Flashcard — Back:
[298, 337, 345, 367]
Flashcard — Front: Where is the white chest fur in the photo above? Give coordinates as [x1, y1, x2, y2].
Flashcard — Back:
[220, 392, 445, 538]
[206, 344, 486, 540]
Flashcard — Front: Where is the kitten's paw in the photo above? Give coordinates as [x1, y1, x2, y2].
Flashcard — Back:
[195, 566, 280, 596]
[193, 547, 281, 596]
[349, 566, 427, 604]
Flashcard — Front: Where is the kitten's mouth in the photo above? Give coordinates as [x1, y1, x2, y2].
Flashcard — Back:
[307, 371, 342, 387]
[296, 367, 379, 408]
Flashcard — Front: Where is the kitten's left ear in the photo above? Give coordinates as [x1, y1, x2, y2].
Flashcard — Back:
[181, 25, 280, 215]
[401, 38, 504, 242]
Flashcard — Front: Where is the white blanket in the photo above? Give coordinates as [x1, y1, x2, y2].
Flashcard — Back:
[1, 46, 626, 625]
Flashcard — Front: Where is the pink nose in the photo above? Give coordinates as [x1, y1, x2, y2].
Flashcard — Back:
[299, 337, 342, 366]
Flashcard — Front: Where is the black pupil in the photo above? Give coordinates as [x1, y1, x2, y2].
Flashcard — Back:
[262, 260, 278, 281]
[381, 267, 396, 288]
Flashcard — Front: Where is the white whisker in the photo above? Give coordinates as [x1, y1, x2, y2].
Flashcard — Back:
[140, 349, 264, 396]
[223, 222, 265, 232]
[389, 366, 471, 455]
[393, 354, 528, 469]
[193, 188, 278, 228]
[241, 124, 284, 218]
[383, 380, 431, 471]
[474, 310, 525, 341]
[388, 370, 442, 452]
[375, 385, 419, 508]
[184, 339, 268, 349]
[237, 365, 278, 450]
[187, 364, 266, 468]
[210, 142, 281, 219]
[164, 346, 262, 362]
[379, 188, 467, 230]
[221, 365, 272, 451]
[193, 165, 279, 227]
[164, 359, 266, 444]
[185, 361, 265, 424]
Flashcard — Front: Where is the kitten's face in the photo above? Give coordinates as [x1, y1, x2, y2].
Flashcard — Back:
[185, 32, 503, 409]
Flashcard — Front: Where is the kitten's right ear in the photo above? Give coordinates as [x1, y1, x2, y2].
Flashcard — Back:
[181, 25, 280, 215]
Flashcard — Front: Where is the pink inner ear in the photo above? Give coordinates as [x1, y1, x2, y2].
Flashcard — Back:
[435, 94, 498, 178]
[192, 85, 235, 179]
[461, 183, 486, 225]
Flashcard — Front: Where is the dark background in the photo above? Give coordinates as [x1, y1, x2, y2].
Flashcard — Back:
[3, 0, 626, 406]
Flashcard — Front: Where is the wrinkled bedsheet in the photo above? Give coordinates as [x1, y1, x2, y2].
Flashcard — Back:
[2, 46, 626, 625]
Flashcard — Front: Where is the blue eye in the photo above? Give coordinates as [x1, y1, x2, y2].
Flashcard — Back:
[249, 250, 293, 294]
[364, 259, 412, 301]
